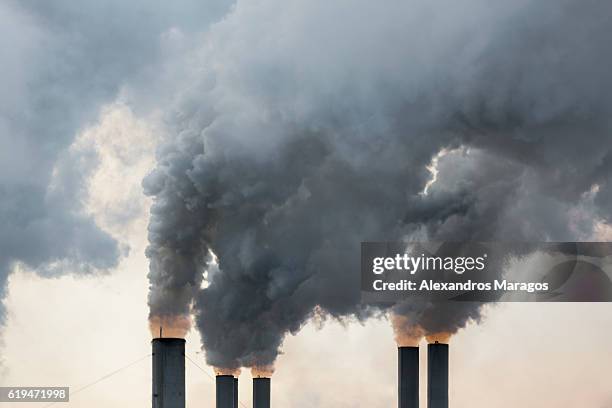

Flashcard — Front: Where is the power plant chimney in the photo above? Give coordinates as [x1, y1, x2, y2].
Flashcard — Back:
[253, 377, 271, 408]
[398, 346, 419, 408]
[216, 375, 236, 408]
[427, 342, 449, 408]
[233, 377, 238, 408]
[152, 338, 186, 408]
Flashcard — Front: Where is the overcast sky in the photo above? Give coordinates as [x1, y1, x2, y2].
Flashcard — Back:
[1, 80, 612, 408]
[2, 0, 612, 407]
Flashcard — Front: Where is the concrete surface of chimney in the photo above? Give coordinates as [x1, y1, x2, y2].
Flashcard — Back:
[233, 377, 238, 408]
[398, 346, 419, 408]
[253, 377, 271, 408]
[217, 375, 235, 408]
[427, 342, 449, 408]
[152, 338, 186, 408]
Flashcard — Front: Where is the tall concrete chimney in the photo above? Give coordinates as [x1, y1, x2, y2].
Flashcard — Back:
[427, 342, 449, 408]
[233, 377, 238, 408]
[253, 377, 271, 408]
[398, 346, 419, 408]
[152, 338, 186, 408]
[217, 375, 235, 408]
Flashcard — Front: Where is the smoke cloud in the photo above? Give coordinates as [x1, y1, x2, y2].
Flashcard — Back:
[0, 0, 232, 329]
[144, 0, 612, 369]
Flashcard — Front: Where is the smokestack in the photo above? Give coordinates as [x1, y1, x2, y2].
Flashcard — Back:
[427, 342, 449, 408]
[398, 347, 419, 408]
[217, 375, 235, 408]
[152, 338, 186, 408]
[253, 377, 271, 408]
[233, 377, 238, 408]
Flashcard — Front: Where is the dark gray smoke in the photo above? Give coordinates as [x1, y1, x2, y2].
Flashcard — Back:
[144, 0, 612, 368]
[0, 0, 231, 326]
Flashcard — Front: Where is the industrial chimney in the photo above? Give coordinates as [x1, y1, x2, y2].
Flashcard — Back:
[233, 377, 238, 408]
[427, 342, 449, 408]
[398, 346, 419, 408]
[152, 338, 186, 408]
[217, 375, 236, 408]
[253, 377, 271, 408]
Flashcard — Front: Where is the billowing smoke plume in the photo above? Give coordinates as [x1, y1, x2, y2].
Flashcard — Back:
[0, 0, 231, 329]
[145, 0, 612, 369]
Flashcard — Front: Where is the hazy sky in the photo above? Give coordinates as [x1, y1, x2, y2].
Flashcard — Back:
[2, 1, 612, 407]
[0, 102, 610, 408]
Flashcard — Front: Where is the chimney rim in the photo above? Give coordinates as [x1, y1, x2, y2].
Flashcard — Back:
[151, 337, 186, 343]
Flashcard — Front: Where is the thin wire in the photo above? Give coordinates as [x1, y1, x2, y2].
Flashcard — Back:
[42, 354, 151, 408]
[185, 353, 249, 408]
[184, 354, 215, 381]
